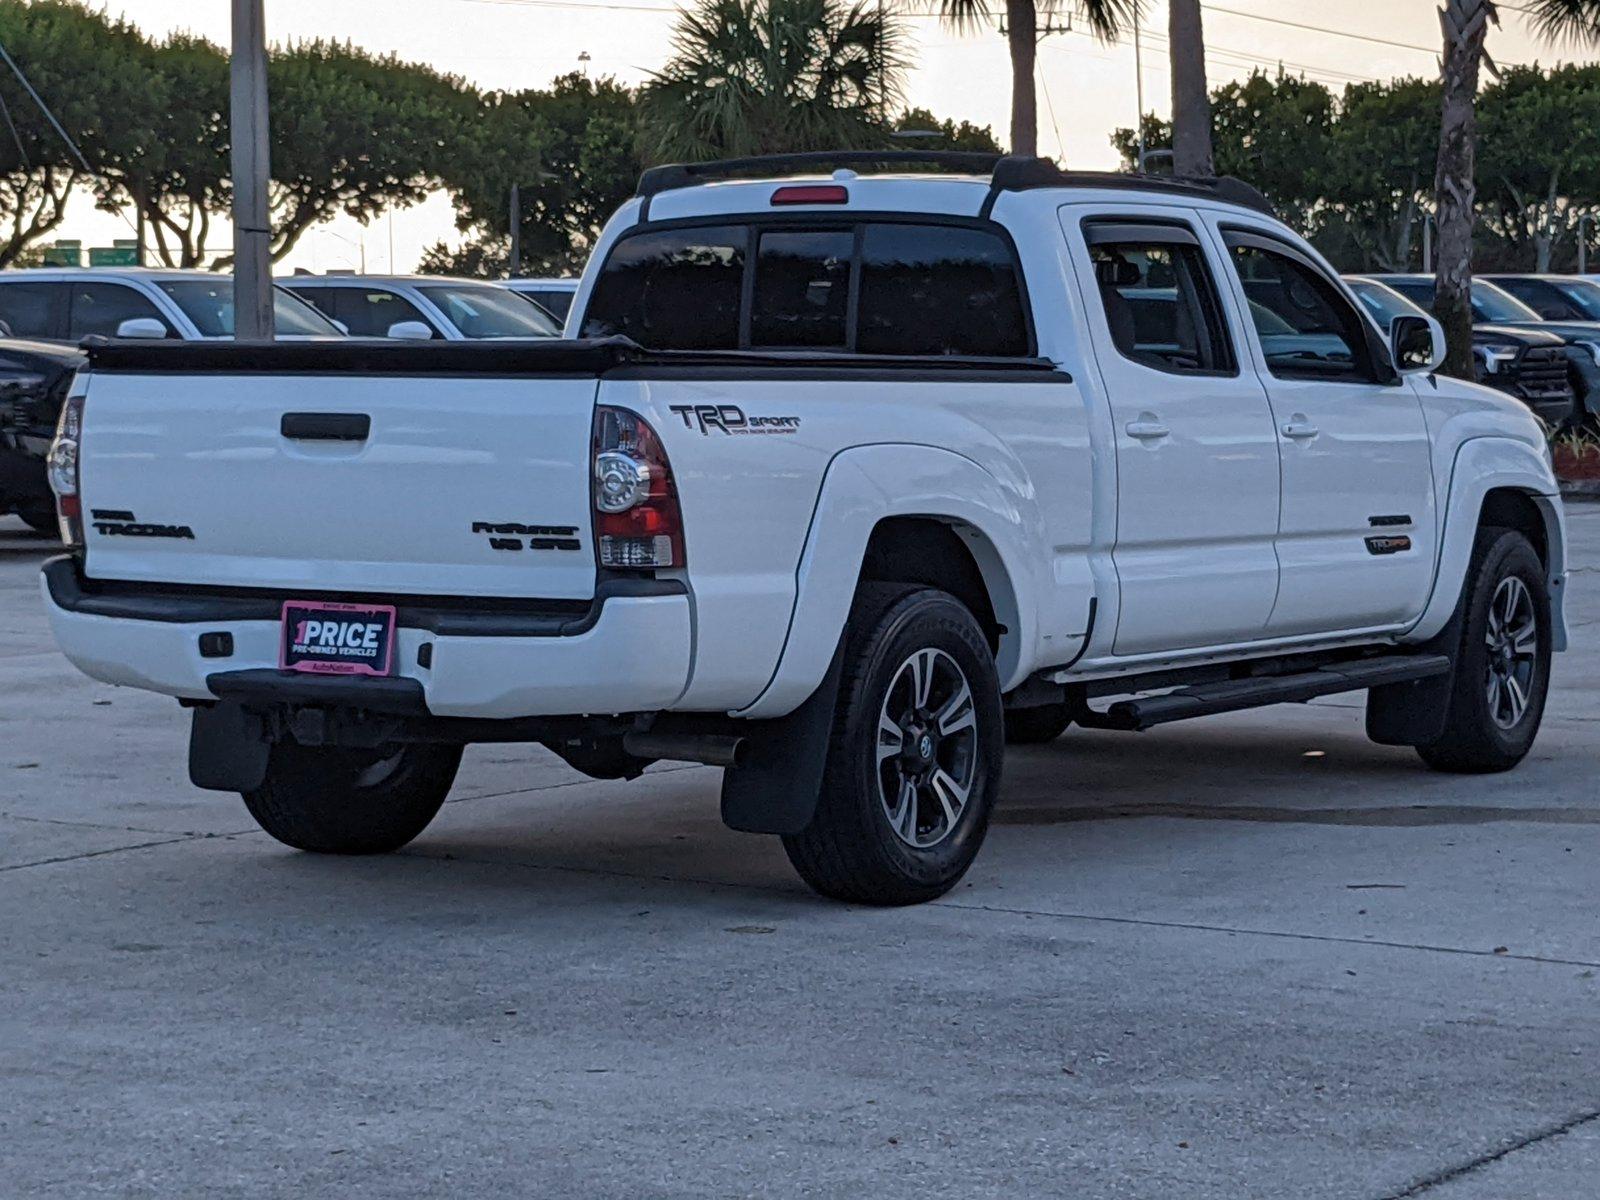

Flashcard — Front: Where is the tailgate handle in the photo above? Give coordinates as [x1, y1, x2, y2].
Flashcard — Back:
[281, 412, 371, 442]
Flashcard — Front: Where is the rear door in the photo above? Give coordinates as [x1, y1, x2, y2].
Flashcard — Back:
[1064, 207, 1281, 655]
[78, 359, 601, 600]
[1215, 225, 1436, 635]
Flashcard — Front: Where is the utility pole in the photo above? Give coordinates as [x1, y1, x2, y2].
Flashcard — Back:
[508, 183, 521, 278]
[1133, 9, 1145, 172]
[230, 0, 273, 339]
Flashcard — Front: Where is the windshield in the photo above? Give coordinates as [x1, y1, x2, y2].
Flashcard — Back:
[1384, 277, 1538, 324]
[155, 280, 342, 337]
[1551, 278, 1600, 320]
[416, 284, 560, 338]
[1349, 280, 1423, 327]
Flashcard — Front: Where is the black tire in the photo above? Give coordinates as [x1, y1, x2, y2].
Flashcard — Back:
[1416, 527, 1551, 774]
[1004, 701, 1072, 744]
[17, 507, 58, 535]
[782, 584, 1004, 906]
[242, 741, 463, 854]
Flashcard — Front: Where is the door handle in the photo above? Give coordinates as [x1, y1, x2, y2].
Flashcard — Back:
[1125, 419, 1170, 440]
[281, 412, 371, 441]
[1280, 417, 1320, 440]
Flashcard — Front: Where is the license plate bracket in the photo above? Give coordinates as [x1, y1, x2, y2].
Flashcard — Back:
[279, 600, 397, 677]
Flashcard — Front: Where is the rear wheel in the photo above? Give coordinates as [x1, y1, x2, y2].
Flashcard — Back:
[782, 585, 1004, 906]
[1416, 528, 1551, 774]
[243, 741, 463, 854]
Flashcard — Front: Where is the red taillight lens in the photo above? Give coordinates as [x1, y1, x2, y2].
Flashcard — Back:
[592, 406, 683, 570]
[48, 392, 84, 547]
[770, 184, 848, 206]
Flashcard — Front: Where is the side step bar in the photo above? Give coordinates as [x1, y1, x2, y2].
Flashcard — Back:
[1076, 654, 1452, 732]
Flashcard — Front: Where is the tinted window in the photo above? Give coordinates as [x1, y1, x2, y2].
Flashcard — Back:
[525, 289, 573, 319]
[1384, 278, 1538, 324]
[0, 283, 65, 339]
[1349, 281, 1421, 328]
[750, 229, 851, 348]
[300, 288, 432, 338]
[1493, 277, 1600, 321]
[416, 284, 560, 338]
[857, 224, 1028, 356]
[66, 283, 172, 339]
[153, 280, 340, 337]
[582, 226, 745, 349]
[1231, 242, 1370, 380]
[1087, 234, 1233, 374]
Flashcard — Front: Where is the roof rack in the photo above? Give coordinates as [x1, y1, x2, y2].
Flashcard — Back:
[633, 151, 1276, 219]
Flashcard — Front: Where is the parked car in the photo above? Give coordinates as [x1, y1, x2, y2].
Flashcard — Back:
[44, 153, 1566, 906]
[502, 277, 580, 322]
[0, 338, 81, 532]
[1345, 276, 1577, 425]
[1483, 273, 1600, 322]
[284, 275, 561, 339]
[1369, 272, 1600, 425]
[0, 269, 343, 343]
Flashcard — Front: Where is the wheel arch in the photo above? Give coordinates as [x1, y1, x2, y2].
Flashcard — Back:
[734, 444, 1051, 719]
[1406, 437, 1568, 650]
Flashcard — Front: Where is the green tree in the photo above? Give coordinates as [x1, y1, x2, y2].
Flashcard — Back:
[1322, 77, 1439, 271]
[440, 73, 639, 276]
[0, 0, 154, 267]
[260, 41, 477, 263]
[1477, 63, 1600, 270]
[1207, 72, 1335, 231]
[893, 107, 1002, 153]
[924, 0, 1139, 158]
[637, 0, 907, 163]
[93, 32, 230, 268]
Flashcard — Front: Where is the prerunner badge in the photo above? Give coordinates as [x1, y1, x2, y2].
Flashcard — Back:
[280, 600, 397, 676]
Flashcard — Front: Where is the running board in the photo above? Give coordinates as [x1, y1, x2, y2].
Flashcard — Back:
[1075, 654, 1452, 732]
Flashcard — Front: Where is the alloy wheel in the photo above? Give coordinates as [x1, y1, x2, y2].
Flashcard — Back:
[1484, 575, 1539, 730]
[875, 648, 980, 849]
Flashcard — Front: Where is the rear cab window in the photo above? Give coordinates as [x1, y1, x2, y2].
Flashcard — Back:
[581, 218, 1032, 357]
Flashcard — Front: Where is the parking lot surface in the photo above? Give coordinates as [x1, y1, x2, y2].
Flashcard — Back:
[2, 509, 1597, 1199]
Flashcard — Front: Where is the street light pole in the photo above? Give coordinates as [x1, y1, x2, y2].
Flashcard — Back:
[1133, 9, 1145, 171]
[230, 0, 273, 339]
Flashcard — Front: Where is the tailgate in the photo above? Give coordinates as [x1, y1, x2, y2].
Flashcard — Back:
[77, 343, 611, 600]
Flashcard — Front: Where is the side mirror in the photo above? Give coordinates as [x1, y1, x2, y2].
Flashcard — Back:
[1390, 313, 1445, 376]
[386, 320, 434, 340]
[116, 317, 169, 340]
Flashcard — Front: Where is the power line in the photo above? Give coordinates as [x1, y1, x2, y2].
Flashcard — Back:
[1198, 5, 1443, 57]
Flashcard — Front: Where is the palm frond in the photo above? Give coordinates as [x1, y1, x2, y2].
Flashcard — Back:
[1521, 0, 1600, 46]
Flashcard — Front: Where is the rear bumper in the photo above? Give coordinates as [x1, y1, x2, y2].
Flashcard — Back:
[42, 558, 692, 718]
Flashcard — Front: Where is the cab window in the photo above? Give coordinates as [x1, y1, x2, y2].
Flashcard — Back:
[1084, 223, 1235, 375]
[1226, 235, 1375, 381]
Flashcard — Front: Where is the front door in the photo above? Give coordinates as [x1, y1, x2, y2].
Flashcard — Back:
[1216, 226, 1437, 636]
[1066, 209, 1282, 656]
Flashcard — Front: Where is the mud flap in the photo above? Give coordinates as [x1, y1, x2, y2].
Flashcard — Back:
[720, 646, 844, 836]
[188, 702, 270, 793]
[1365, 606, 1463, 747]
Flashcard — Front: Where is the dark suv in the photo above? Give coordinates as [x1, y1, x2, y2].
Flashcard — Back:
[0, 338, 82, 533]
[1359, 274, 1594, 427]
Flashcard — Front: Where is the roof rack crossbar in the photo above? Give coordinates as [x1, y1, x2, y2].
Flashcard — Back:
[637, 151, 1005, 197]
[634, 152, 1277, 220]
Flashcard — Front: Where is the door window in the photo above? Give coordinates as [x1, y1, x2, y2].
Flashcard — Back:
[0, 282, 67, 339]
[1085, 225, 1235, 375]
[1228, 237, 1377, 381]
[306, 288, 434, 337]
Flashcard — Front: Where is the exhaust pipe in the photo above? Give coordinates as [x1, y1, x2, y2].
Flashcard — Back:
[622, 731, 749, 769]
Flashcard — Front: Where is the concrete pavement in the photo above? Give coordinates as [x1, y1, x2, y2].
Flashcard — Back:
[2, 509, 1596, 1198]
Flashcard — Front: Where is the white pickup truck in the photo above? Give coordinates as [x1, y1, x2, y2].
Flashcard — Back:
[42, 153, 1568, 905]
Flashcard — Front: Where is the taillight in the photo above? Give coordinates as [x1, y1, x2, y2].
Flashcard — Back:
[48, 392, 85, 548]
[592, 406, 684, 570]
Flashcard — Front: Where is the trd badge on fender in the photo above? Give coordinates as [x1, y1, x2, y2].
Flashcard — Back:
[280, 600, 397, 676]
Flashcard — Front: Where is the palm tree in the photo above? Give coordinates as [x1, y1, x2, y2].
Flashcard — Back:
[1168, 0, 1212, 176]
[637, 0, 907, 163]
[926, 0, 1141, 158]
[1434, 0, 1600, 378]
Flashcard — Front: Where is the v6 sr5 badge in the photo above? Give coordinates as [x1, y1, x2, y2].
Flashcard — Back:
[669, 404, 800, 436]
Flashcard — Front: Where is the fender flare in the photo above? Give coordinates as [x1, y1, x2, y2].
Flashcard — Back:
[734, 443, 1047, 720]
[1407, 436, 1567, 650]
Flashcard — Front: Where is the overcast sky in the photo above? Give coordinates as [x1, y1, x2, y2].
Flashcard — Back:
[54, 0, 1582, 273]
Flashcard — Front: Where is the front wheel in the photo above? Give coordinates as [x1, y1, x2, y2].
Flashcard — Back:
[243, 741, 463, 854]
[1416, 528, 1552, 774]
[782, 585, 1004, 905]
